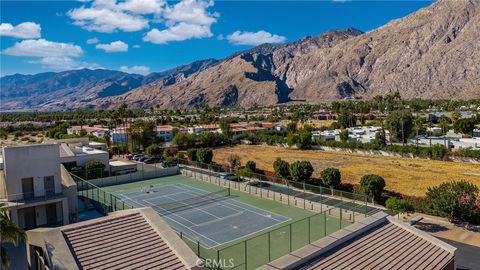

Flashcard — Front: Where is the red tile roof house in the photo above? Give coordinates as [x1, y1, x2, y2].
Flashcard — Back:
[26, 208, 201, 270]
[259, 211, 456, 270]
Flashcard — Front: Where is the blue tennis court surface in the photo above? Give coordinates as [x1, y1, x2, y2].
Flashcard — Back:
[118, 183, 290, 248]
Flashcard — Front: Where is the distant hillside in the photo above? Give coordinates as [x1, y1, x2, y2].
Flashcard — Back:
[0, 59, 218, 111]
[2, 0, 480, 111]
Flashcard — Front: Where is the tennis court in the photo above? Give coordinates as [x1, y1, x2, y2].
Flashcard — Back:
[116, 183, 289, 248]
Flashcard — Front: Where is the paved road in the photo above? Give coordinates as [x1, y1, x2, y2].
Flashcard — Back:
[436, 237, 480, 270]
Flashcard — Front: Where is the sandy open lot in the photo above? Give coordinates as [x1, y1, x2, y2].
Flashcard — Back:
[213, 145, 480, 197]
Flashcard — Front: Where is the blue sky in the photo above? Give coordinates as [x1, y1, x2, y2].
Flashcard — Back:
[0, 0, 433, 76]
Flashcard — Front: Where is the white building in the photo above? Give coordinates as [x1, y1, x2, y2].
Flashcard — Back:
[312, 126, 389, 143]
[58, 139, 110, 170]
[156, 125, 174, 142]
[0, 144, 77, 229]
[67, 125, 108, 138]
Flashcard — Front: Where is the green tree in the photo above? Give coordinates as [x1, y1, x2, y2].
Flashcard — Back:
[245, 160, 256, 172]
[145, 144, 162, 157]
[425, 180, 479, 222]
[196, 148, 213, 164]
[187, 148, 198, 161]
[289, 161, 314, 182]
[273, 158, 290, 178]
[373, 131, 386, 147]
[339, 129, 349, 142]
[453, 118, 476, 136]
[359, 174, 386, 201]
[385, 110, 413, 143]
[385, 197, 414, 216]
[227, 154, 242, 171]
[296, 131, 312, 150]
[219, 119, 231, 138]
[287, 121, 298, 133]
[1, 203, 27, 269]
[85, 160, 106, 179]
[431, 144, 448, 160]
[172, 133, 196, 149]
[103, 130, 111, 148]
[320, 168, 341, 188]
[337, 110, 357, 128]
[127, 120, 157, 152]
[438, 115, 451, 148]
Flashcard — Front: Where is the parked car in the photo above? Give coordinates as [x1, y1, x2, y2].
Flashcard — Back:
[160, 161, 177, 168]
[144, 157, 160, 164]
[132, 154, 145, 161]
[222, 173, 239, 181]
[138, 155, 150, 162]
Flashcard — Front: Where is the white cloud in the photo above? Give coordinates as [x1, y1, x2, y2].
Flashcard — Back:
[118, 0, 164, 14]
[144, 22, 212, 44]
[67, 0, 165, 33]
[164, 0, 217, 26]
[96, 40, 128, 52]
[120, 65, 150, 75]
[144, 0, 217, 44]
[31, 57, 101, 70]
[1, 39, 98, 70]
[86, 37, 99, 44]
[133, 44, 141, 48]
[226, 30, 286, 46]
[2, 39, 83, 57]
[0, 22, 41, 39]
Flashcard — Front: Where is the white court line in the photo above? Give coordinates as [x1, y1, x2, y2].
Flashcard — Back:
[175, 183, 290, 223]
[145, 194, 222, 220]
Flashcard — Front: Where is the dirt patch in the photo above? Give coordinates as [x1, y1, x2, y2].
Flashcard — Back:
[213, 145, 480, 197]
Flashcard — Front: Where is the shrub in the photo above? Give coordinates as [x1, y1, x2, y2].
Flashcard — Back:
[175, 152, 185, 160]
[289, 161, 313, 182]
[245, 160, 256, 172]
[430, 144, 448, 160]
[386, 197, 414, 215]
[227, 154, 242, 171]
[196, 148, 213, 164]
[85, 160, 106, 179]
[187, 148, 198, 161]
[359, 174, 386, 201]
[145, 144, 162, 157]
[296, 131, 312, 150]
[425, 180, 480, 223]
[273, 158, 290, 178]
[320, 168, 341, 188]
[339, 129, 349, 142]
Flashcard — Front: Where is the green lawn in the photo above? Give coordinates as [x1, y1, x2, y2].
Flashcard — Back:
[99, 174, 350, 269]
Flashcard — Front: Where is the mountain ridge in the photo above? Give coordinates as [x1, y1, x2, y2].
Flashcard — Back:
[2, 0, 480, 111]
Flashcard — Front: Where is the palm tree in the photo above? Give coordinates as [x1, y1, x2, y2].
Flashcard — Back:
[1, 203, 27, 269]
[439, 115, 450, 149]
[413, 117, 424, 147]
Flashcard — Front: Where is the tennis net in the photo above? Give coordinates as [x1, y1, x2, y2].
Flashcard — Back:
[151, 188, 231, 214]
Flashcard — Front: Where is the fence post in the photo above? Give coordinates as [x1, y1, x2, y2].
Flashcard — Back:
[268, 231, 271, 262]
[289, 224, 292, 252]
[197, 241, 200, 257]
[339, 206, 343, 230]
[244, 240, 248, 269]
[308, 216, 311, 243]
[217, 250, 220, 270]
[324, 212, 327, 236]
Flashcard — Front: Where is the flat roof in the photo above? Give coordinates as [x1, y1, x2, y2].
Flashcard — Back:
[260, 212, 456, 270]
[109, 160, 136, 166]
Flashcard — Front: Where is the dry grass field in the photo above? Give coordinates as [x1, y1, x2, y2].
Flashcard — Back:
[213, 145, 480, 197]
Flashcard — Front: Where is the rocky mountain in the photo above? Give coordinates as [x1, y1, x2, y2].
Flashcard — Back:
[88, 0, 479, 110]
[0, 59, 217, 110]
[2, 0, 479, 111]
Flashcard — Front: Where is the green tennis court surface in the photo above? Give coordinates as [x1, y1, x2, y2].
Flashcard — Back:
[100, 174, 351, 269]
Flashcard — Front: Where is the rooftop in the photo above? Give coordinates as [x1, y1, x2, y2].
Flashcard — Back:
[27, 208, 201, 270]
[260, 212, 456, 270]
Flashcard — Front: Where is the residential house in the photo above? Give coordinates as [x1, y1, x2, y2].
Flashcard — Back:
[0, 144, 77, 229]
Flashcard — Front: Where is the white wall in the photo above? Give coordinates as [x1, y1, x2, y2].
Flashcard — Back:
[3, 144, 61, 201]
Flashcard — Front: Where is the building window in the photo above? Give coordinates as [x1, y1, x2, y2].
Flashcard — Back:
[44, 176, 55, 195]
[22, 177, 34, 199]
